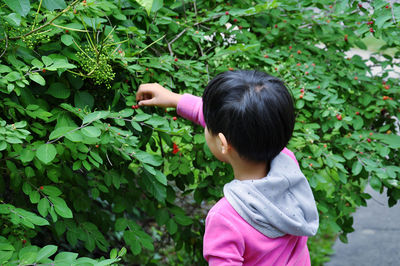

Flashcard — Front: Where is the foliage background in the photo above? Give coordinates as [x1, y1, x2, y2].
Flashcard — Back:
[0, 0, 399, 265]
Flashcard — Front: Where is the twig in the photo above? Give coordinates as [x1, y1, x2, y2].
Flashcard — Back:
[390, 4, 397, 24]
[51, 23, 89, 32]
[0, 33, 8, 59]
[32, 0, 44, 31]
[10, 0, 80, 40]
[166, 13, 225, 56]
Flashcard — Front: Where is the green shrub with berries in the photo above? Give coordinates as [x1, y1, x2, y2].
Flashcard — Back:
[0, 0, 399, 265]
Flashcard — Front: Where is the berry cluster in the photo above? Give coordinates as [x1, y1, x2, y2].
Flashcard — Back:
[76, 45, 115, 88]
[172, 143, 179, 154]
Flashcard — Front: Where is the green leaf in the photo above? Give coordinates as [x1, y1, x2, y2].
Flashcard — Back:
[5, 13, 22, 26]
[42, 0, 66, 11]
[155, 170, 167, 185]
[47, 82, 70, 99]
[134, 0, 154, 15]
[174, 214, 193, 226]
[123, 231, 141, 255]
[0, 141, 7, 151]
[37, 198, 50, 217]
[29, 73, 46, 86]
[36, 245, 57, 263]
[74, 91, 94, 108]
[49, 196, 73, 218]
[83, 111, 110, 125]
[81, 126, 101, 138]
[42, 186, 62, 197]
[370, 176, 382, 191]
[20, 149, 35, 163]
[134, 150, 163, 166]
[374, 134, 400, 149]
[351, 161, 362, 175]
[29, 190, 40, 204]
[49, 127, 76, 140]
[36, 144, 57, 164]
[4, 0, 30, 17]
[118, 247, 127, 257]
[343, 150, 357, 160]
[61, 34, 74, 46]
[166, 219, 177, 234]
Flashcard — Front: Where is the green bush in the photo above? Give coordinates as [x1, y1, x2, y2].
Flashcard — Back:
[0, 0, 399, 265]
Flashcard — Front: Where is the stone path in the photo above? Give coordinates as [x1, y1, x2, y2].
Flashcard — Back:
[325, 185, 400, 266]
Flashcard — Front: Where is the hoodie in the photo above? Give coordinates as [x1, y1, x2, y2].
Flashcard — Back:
[223, 151, 319, 238]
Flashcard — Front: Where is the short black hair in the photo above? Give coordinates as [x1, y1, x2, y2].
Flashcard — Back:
[202, 70, 295, 164]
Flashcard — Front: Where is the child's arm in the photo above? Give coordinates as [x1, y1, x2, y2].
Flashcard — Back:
[136, 83, 205, 127]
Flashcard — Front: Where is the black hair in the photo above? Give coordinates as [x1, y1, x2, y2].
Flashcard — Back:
[202, 70, 295, 164]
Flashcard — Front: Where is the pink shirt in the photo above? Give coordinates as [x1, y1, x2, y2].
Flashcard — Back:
[177, 94, 311, 266]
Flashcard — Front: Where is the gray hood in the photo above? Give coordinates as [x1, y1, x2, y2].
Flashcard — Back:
[224, 152, 319, 238]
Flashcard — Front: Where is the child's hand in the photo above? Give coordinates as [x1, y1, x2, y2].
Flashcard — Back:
[136, 83, 182, 108]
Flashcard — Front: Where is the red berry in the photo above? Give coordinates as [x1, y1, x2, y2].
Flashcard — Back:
[239, 26, 243, 30]
[356, 111, 360, 115]
[336, 114, 342, 121]
[264, 55, 269, 58]
[65, 30, 69, 33]
[300, 88, 305, 93]
[323, 144, 327, 148]
[369, 132, 373, 136]
[229, 67, 234, 71]
[95, 145, 99, 148]
[296, 63, 301, 66]
[42, 69, 46, 73]
[297, 50, 301, 54]
[329, 5, 333, 8]
[386, 5, 389, 9]
[176, 16, 179, 19]
[40, 186, 44, 190]
[225, 11, 229, 15]
[384, 85, 390, 90]
[312, 63, 316, 67]
[382, 81, 386, 84]
[299, 94, 304, 99]
[117, 133, 121, 135]
[78, 109, 81, 111]
[174, 58, 178, 62]
[358, 3, 362, 8]
[383, 96, 389, 100]
[274, 24, 278, 28]
[367, 138, 371, 143]
[145, 67, 149, 71]
[83, 0, 86, 3]
[305, 71, 309, 75]
[354, 76, 358, 80]
[22, 239, 27, 244]
[369, 28, 374, 33]
[317, 85, 321, 89]
[283, 20, 287, 23]
[233, 18, 238, 22]
[309, 163, 313, 167]
[289, 46, 292, 50]
[132, 105, 135, 109]
[274, 67, 278, 71]
[173, 116, 177, 121]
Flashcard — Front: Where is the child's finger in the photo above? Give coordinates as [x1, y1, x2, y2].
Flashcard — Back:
[138, 98, 157, 106]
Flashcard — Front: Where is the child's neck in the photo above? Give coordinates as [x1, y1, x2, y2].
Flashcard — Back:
[230, 157, 269, 181]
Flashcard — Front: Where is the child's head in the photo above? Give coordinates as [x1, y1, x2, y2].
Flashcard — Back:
[202, 70, 294, 165]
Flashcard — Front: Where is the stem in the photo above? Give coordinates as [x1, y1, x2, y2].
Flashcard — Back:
[51, 23, 89, 32]
[32, 0, 44, 30]
[10, 0, 80, 40]
[0, 32, 8, 59]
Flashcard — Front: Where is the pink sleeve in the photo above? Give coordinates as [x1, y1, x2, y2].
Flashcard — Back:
[203, 212, 245, 265]
[176, 93, 206, 128]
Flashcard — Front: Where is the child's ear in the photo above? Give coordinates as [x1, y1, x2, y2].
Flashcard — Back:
[217, 133, 229, 154]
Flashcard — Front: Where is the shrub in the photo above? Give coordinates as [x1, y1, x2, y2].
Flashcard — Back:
[0, 0, 399, 265]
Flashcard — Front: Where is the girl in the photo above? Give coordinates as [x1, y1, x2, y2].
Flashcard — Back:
[136, 70, 319, 265]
